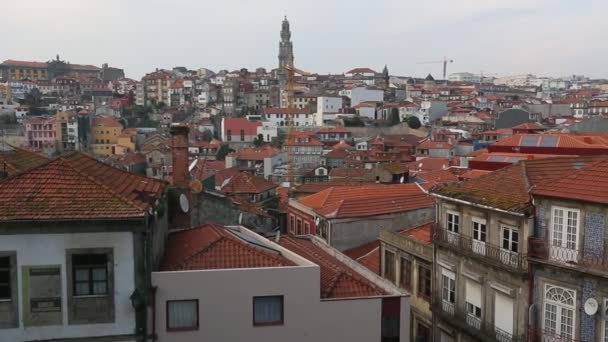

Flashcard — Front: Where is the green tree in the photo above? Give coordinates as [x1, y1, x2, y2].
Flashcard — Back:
[407, 116, 422, 129]
[253, 133, 264, 147]
[389, 107, 400, 126]
[216, 144, 234, 161]
[344, 116, 365, 127]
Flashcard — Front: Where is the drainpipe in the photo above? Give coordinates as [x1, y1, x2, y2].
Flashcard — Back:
[527, 262, 535, 342]
[151, 286, 158, 342]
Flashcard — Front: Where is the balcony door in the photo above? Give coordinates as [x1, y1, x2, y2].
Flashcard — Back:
[494, 291, 514, 340]
[543, 284, 576, 340]
[500, 226, 519, 267]
[550, 207, 580, 263]
[472, 218, 487, 256]
[446, 211, 460, 245]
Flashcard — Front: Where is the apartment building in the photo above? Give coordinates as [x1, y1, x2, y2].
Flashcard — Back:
[24, 116, 57, 153]
[91, 116, 123, 156]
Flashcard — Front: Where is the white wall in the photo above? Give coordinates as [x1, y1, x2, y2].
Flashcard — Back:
[351, 87, 384, 107]
[317, 97, 343, 115]
[0, 232, 136, 341]
[152, 266, 407, 342]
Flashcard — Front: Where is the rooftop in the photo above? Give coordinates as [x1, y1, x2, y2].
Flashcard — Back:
[221, 172, 277, 194]
[161, 224, 296, 271]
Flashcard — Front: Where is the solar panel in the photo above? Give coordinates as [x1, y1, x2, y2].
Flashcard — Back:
[540, 136, 559, 147]
[521, 136, 539, 147]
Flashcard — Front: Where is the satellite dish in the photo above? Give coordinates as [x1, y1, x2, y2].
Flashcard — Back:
[584, 298, 598, 316]
[179, 194, 189, 213]
[190, 179, 203, 194]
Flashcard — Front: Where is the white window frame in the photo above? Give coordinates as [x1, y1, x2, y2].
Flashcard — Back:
[543, 284, 576, 340]
[550, 206, 580, 262]
[446, 210, 460, 233]
[441, 269, 456, 304]
[472, 217, 487, 255]
[500, 225, 519, 266]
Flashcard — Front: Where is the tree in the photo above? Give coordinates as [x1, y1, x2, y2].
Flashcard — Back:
[200, 129, 213, 142]
[216, 144, 235, 161]
[407, 116, 422, 129]
[253, 133, 264, 147]
[344, 116, 365, 127]
[389, 107, 401, 126]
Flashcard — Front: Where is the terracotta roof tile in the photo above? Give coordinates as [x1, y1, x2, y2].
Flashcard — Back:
[344, 240, 380, 274]
[221, 172, 277, 194]
[328, 168, 367, 178]
[531, 158, 608, 204]
[298, 184, 434, 219]
[279, 236, 386, 298]
[161, 224, 296, 271]
[0, 158, 149, 220]
[0, 145, 49, 177]
[398, 222, 434, 244]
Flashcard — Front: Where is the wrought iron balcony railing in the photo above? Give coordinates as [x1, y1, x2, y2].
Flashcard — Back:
[433, 292, 525, 342]
[529, 328, 583, 342]
[435, 227, 528, 272]
[528, 237, 608, 275]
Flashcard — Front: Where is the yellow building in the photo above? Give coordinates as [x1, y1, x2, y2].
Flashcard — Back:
[91, 117, 123, 156]
[115, 128, 137, 155]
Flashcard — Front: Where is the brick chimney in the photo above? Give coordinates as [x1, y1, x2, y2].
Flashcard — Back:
[170, 125, 190, 186]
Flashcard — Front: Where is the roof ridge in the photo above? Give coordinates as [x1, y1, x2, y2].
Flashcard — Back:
[174, 233, 225, 270]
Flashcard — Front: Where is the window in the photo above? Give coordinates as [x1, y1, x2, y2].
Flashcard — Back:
[500, 226, 519, 265]
[289, 215, 295, 233]
[441, 269, 455, 304]
[551, 207, 580, 261]
[240, 129, 245, 141]
[465, 279, 482, 323]
[253, 295, 283, 326]
[543, 284, 576, 340]
[167, 300, 198, 331]
[0, 256, 11, 300]
[72, 254, 108, 296]
[384, 251, 396, 283]
[472, 218, 487, 255]
[227, 129, 232, 141]
[400, 258, 411, 290]
[418, 265, 431, 301]
[447, 211, 459, 233]
[296, 219, 302, 235]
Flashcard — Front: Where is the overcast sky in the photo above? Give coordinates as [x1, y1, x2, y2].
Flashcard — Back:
[2, 0, 606, 79]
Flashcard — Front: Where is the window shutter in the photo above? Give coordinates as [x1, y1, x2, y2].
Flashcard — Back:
[465, 279, 482, 308]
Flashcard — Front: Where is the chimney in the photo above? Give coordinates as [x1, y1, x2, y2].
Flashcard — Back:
[170, 125, 190, 186]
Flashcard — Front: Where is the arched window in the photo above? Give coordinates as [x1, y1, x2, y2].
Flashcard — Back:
[543, 284, 576, 339]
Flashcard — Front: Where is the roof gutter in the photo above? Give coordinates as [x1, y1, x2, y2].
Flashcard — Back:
[430, 192, 526, 217]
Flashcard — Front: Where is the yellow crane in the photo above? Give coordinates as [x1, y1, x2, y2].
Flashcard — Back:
[283, 65, 311, 184]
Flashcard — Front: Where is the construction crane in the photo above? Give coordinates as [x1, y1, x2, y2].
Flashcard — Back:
[417, 57, 454, 81]
[284, 65, 311, 184]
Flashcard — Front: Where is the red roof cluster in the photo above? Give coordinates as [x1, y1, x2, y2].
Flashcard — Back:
[0, 145, 49, 177]
[223, 118, 261, 136]
[161, 224, 296, 271]
[278, 236, 386, 298]
[298, 184, 433, 219]
[344, 240, 380, 275]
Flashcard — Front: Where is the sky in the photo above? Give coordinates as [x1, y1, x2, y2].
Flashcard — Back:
[2, 0, 607, 80]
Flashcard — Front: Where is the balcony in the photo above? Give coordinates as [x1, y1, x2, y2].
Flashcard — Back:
[528, 237, 608, 275]
[433, 293, 525, 342]
[435, 228, 528, 273]
[529, 328, 582, 342]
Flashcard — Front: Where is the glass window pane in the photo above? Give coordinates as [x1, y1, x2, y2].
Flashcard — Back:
[92, 268, 106, 281]
[93, 281, 107, 295]
[75, 283, 90, 296]
[168, 300, 198, 330]
[254, 296, 283, 324]
[75, 269, 89, 281]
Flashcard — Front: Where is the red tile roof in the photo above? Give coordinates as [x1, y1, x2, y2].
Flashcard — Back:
[0, 145, 49, 177]
[0, 156, 158, 220]
[459, 169, 492, 180]
[161, 224, 296, 271]
[343, 240, 380, 275]
[408, 157, 451, 172]
[278, 236, 386, 298]
[416, 169, 459, 187]
[398, 222, 434, 244]
[221, 172, 277, 194]
[492, 134, 608, 149]
[345, 68, 377, 74]
[512, 122, 545, 130]
[223, 118, 261, 136]
[298, 184, 434, 219]
[417, 139, 454, 150]
[531, 158, 608, 204]
[234, 146, 279, 161]
[1, 59, 47, 68]
[94, 116, 123, 128]
[432, 156, 606, 213]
